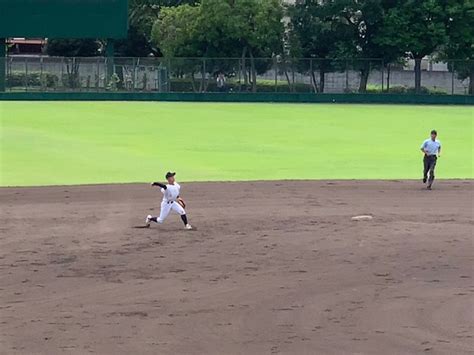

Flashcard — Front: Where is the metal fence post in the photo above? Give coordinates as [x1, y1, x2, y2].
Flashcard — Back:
[72, 57, 77, 90]
[168, 58, 172, 92]
[202, 58, 206, 93]
[25, 56, 28, 91]
[96, 57, 100, 91]
[345, 60, 349, 92]
[238, 58, 242, 92]
[0, 38, 5, 92]
[131, 57, 135, 92]
[105, 39, 114, 83]
[451, 61, 455, 95]
[40, 56, 44, 91]
[60, 57, 64, 89]
[134, 58, 139, 91]
[381, 60, 384, 92]
[368, 60, 371, 92]
[6, 56, 10, 92]
[274, 57, 278, 92]
[291, 59, 295, 92]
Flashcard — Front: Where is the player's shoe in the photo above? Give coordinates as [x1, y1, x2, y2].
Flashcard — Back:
[185, 224, 193, 230]
[427, 184, 432, 190]
[145, 215, 152, 227]
[423, 177, 427, 183]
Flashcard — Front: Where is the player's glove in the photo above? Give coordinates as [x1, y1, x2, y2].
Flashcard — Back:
[177, 197, 186, 209]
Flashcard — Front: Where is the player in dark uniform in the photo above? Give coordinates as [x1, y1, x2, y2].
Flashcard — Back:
[420, 130, 441, 190]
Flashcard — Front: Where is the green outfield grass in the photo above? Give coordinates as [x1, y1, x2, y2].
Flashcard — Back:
[1, 102, 472, 186]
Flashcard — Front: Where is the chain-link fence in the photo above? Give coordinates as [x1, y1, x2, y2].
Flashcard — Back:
[5, 56, 473, 95]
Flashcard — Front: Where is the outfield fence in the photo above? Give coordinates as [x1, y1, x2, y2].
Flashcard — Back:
[5, 56, 474, 95]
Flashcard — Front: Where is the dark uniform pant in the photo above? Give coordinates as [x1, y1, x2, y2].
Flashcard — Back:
[423, 155, 437, 184]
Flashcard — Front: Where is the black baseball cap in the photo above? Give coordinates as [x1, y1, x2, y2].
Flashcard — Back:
[165, 171, 176, 179]
[431, 129, 437, 135]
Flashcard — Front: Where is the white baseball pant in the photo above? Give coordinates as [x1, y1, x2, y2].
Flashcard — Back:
[157, 201, 186, 223]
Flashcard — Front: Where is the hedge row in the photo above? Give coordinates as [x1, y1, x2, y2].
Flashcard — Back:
[7, 72, 59, 88]
[366, 85, 448, 95]
[169, 80, 312, 93]
[171, 80, 448, 94]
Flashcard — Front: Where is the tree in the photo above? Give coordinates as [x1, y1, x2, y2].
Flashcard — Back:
[439, 0, 474, 95]
[114, 26, 154, 57]
[152, 4, 207, 91]
[232, 0, 284, 91]
[288, 0, 352, 93]
[151, 4, 200, 57]
[46, 39, 100, 57]
[46, 39, 100, 88]
[114, 25, 154, 57]
[382, 0, 447, 93]
[152, 0, 285, 92]
[326, 0, 406, 93]
[128, 0, 199, 56]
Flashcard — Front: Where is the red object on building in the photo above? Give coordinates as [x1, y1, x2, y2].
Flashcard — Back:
[7, 38, 46, 54]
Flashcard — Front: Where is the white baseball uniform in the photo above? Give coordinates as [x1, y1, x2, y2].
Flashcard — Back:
[157, 182, 186, 223]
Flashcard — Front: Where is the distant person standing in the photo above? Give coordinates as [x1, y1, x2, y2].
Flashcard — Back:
[420, 130, 441, 190]
[217, 73, 226, 92]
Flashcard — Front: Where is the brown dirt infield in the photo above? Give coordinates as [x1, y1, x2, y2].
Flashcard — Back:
[0, 180, 473, 355]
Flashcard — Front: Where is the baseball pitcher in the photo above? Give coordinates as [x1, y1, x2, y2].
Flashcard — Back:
[145, 172, 192, 229]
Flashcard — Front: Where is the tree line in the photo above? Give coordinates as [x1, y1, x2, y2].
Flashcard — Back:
[45, 0, 473, 94]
